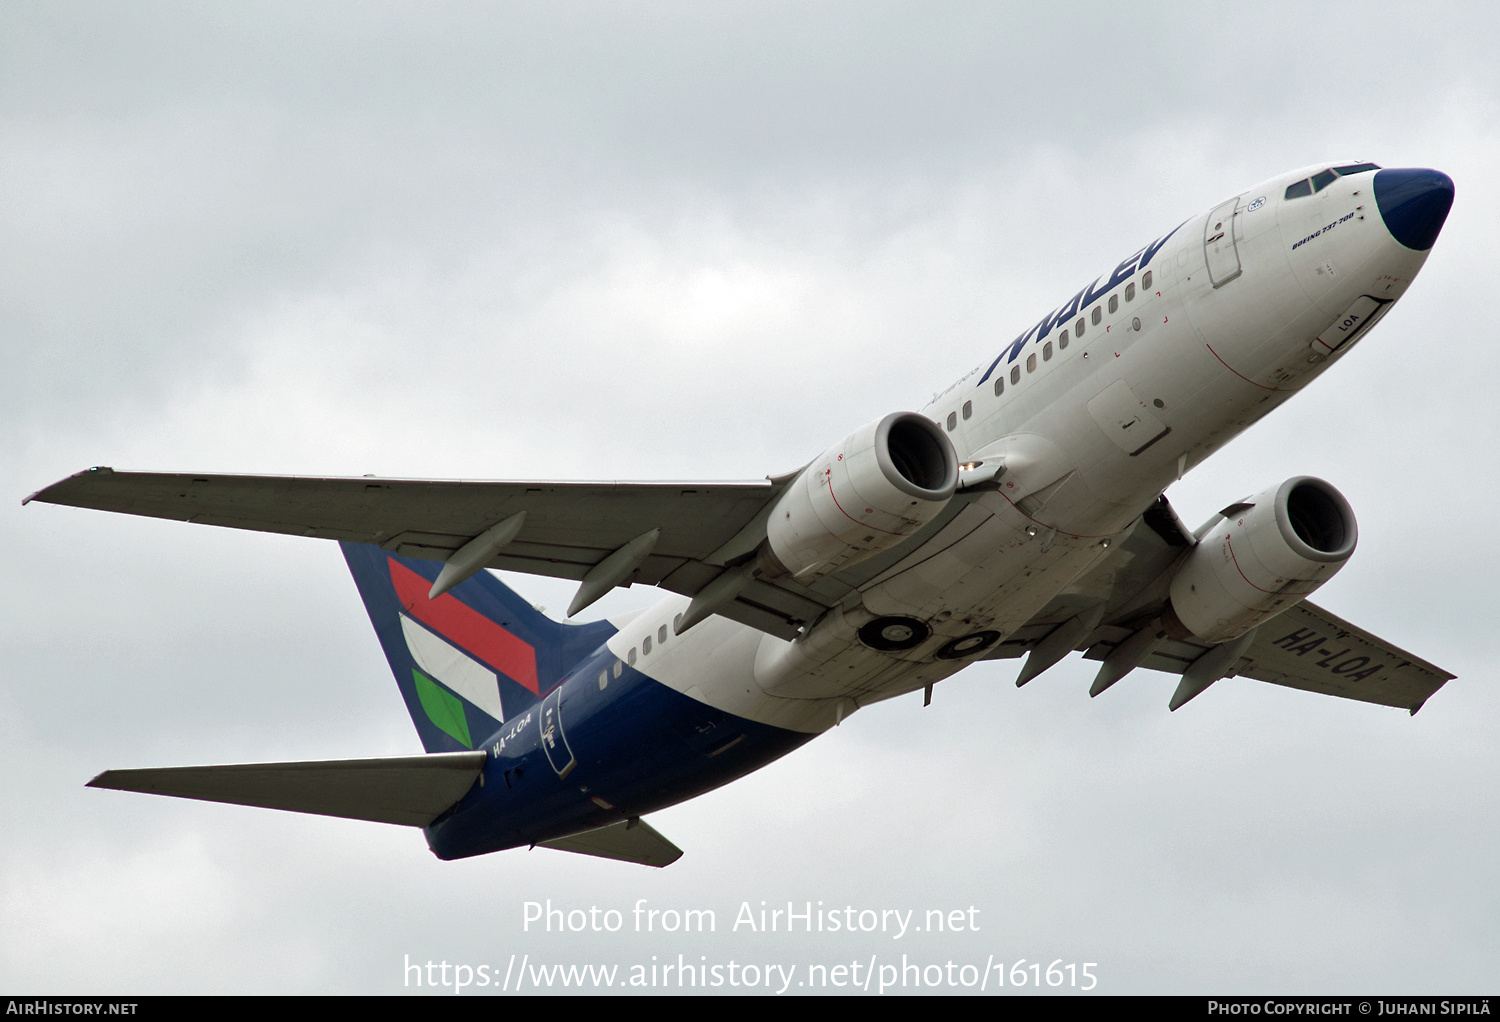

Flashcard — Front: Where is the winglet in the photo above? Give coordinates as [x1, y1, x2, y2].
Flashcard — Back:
[22, 466, 114, 506]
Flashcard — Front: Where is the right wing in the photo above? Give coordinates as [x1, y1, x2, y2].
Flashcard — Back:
[1227, 601, 1452, 713]
[993, 495, 1454, 712]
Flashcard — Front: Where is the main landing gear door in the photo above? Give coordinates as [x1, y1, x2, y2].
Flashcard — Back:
[1205, 197, 1242, 288]
[540, 687, 577, 779]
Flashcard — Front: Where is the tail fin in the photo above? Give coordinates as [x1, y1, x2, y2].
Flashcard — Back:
[341, 542, 615, 753]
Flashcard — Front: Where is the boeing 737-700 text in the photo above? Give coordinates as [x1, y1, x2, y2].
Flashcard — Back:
[26, 160, 1456, 867]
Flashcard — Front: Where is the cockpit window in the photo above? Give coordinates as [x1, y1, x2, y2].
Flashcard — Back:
[1311, 169, 1338, 192]
[1284, 179, 1312, 200]
[1333, 163, 1380, 176]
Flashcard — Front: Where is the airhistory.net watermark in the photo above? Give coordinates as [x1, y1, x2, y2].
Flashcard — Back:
[403, 953, 1098, 994]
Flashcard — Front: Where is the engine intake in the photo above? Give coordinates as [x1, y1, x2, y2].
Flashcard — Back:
[1167, 476, 1357, 643]
[764, 412, 958, 581]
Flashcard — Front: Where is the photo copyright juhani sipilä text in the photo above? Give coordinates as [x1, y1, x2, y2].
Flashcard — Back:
[401, 899, 1099, 993]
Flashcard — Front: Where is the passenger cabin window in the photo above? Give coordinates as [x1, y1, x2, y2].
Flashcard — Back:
[1026, 353, 1037, 372]
[1108, 295, 1119, 313]
[1333, 162, 1380, 176]
[1125, 282, 1136, 301]
[642, 635, 652, 655]
[658, 624, 668, 644]
[627, 648, 637, 666]
[1312, 169, 1337, 192]
[1284, 178, 1312, 200]
[598, 670, 608, 690]
[946, 411, 957, 430]
[1074, 317, 1085, 338]
[1043, 341, 1053, 361]
[613, 660, 623, 678]
[1091, 307, 1102, 326]
[962, 400, 972, 420]
[1142, 270, 1153, 290]
[1010, 366, 1021, 385]
[993, 377, 1004, 397]
[1058, 331, 1068, 351]
[673, 614, 682, 632]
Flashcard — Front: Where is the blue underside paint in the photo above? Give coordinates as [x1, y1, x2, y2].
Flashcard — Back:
[339, 541, 813, 859]
[424, 649, 814, 860]
[1374, 168, 1454, 251]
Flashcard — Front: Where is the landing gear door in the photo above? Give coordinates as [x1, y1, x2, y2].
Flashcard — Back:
[1204, 197, 1242, 288]
[539, 687, 576, 779]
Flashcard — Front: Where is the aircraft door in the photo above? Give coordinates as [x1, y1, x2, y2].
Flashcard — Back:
[539, 686, 576, 779]
[1204, 197, 1242, 288]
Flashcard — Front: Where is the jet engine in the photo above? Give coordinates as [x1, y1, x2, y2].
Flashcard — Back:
[1167, 476, 1357, 644]
[763, 412, 958, 582]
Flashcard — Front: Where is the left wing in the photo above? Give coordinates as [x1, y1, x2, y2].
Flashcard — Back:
[27, 467, 819, 634]
[26, 466, 984, 641]
[26, 467, 779, 581]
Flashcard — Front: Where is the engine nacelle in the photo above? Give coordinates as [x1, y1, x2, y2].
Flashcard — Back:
[1167, 476, 1357, 644]
[764, 412, 958, 581]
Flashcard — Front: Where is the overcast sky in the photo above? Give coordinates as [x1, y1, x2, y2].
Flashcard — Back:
[4, 1, 1498, 995]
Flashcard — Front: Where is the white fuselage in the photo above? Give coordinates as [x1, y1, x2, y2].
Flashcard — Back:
[604, 163, 1430, 733]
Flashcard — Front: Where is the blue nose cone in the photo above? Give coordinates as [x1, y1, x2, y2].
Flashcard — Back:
[1374, 168, 1454, 251]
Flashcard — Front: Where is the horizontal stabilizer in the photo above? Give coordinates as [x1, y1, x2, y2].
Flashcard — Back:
[537, 817, 683, 868]
[87, 752, 488, 827]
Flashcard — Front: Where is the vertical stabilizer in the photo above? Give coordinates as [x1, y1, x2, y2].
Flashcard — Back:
[340, 542, 615, 753]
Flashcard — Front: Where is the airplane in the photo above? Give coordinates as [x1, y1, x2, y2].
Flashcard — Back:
[25, 160, 1457, 868]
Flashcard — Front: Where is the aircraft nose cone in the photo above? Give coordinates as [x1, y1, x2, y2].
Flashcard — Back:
[1374, 168, 1454, 251]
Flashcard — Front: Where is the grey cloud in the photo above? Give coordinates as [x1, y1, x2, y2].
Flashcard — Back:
[3, 0, 1496, 993]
